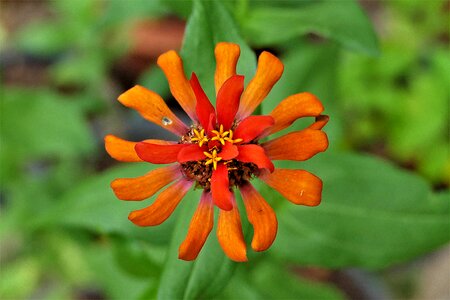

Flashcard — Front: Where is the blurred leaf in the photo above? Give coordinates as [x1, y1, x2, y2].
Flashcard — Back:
[181, 0, 256, 100]
[50, 53, 106, 86]
[260, 40, 343, 146]
[159, 0, 193, 18]
[39, 163, 175, 245]
[0, 257, 41, 299]
[156, 190, 238, 300]
[242, 0, 379, 55]
[85, 241, 150, 300]
[112, 236, 162, 278]
[217, 261, 344, 300]
[264, 152, 449, 269]
[0, 88, 95, 185]
[15, 22, 74, 55]
[1, 88, 94, 158]
[250, 262, 344, 300]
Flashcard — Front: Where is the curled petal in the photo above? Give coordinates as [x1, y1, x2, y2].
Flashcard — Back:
[211, 163, 232, 210]
[237, 52, 284, 120]
[234, 115, 274, 143]
[239, 182, 277, 251]
[215, 42, 240, 94]
[105, 135, 143, 162]
[128, 179, 193, 226]
[259, 169, 322, 206]
[220, 142, 239, 160]
[157, 50, 197, 121]
[237, 144, 274, 172]
[135, 142, 186, 164]
[179, 191, 214, 260]
[118, 85, 188, 136]
[262, 129, 328, 161]
[111, 165, 181, 201]
[308, 115, 329, 130]
[266, 93, 324, 136]
[191, 73, 216, 130]
[177, 144, 207, 163]
[216, 75, 244, 130]
[217, 193, 247, 262]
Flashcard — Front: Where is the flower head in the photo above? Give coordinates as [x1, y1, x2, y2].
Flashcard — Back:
[105, 42, 329, 262]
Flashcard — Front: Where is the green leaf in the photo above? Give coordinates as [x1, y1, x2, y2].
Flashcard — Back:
[156, 190, 238, 299]
[265, 152, 449, 269]
[38, 163, 176, 245]
[181, 0, 256, 100]
[112, 236, 163, 278]
[242, 0, 379, 55]
[249, 262, 344, 300]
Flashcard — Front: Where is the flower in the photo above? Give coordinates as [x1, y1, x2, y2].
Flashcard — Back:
[105, 42, 329, 262]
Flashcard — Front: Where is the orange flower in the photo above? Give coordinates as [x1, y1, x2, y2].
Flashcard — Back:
[105, 42, 329, 262]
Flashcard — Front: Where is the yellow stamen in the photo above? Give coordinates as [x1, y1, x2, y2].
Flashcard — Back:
[224, 129, 243, 144]
[203, 149, 222, 170]
[191, 128, 208, 147]
[211, 124, 230, 145]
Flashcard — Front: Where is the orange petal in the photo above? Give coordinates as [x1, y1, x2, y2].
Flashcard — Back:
[259, 169, 322, 206]
[128, 179, 193, 226]
[266, 93, 324, 136]
[111, 165, 181, 201]
[217, 193, 247, 262]
[262, 129, 328, 161]
[179, 192, 214, 261]
[239, 182, 277, 252]
[214, 42, 240, 95]
[104, 135, 143, 162]
[118, 85, 189, 136]
[308, 115, 329, 130]
[157, 50, 197, 121]
[237, 51, 284, 120]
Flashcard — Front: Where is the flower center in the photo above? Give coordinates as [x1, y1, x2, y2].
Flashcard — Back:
[180, 124, 258, 190]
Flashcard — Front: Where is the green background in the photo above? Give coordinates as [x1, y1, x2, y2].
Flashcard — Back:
[1, 0, 448, 299]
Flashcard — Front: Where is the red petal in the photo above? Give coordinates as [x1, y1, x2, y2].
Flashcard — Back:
[239, 182, 277, 251]
[178, 191, 214, 260]
[190, 73, 216, 129]
[216, 75, 244, 129]
[211, 163, 232, 210]
[234, 115, 274, 143]
[135, 142, 185, 164]
[219, 142, 239, 160]
[177, 144, 207, 163]
[237, 144, 274, 172]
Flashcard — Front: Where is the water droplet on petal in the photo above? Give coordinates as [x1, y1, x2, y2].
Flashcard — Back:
[162, 116, 172, 125]
[300, 190, 304, 197]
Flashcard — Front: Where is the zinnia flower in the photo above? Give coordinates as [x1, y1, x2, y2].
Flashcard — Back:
[105, 42, 329, 262]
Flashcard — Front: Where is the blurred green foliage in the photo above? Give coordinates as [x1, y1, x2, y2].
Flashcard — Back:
[1, 0, 448, 299]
